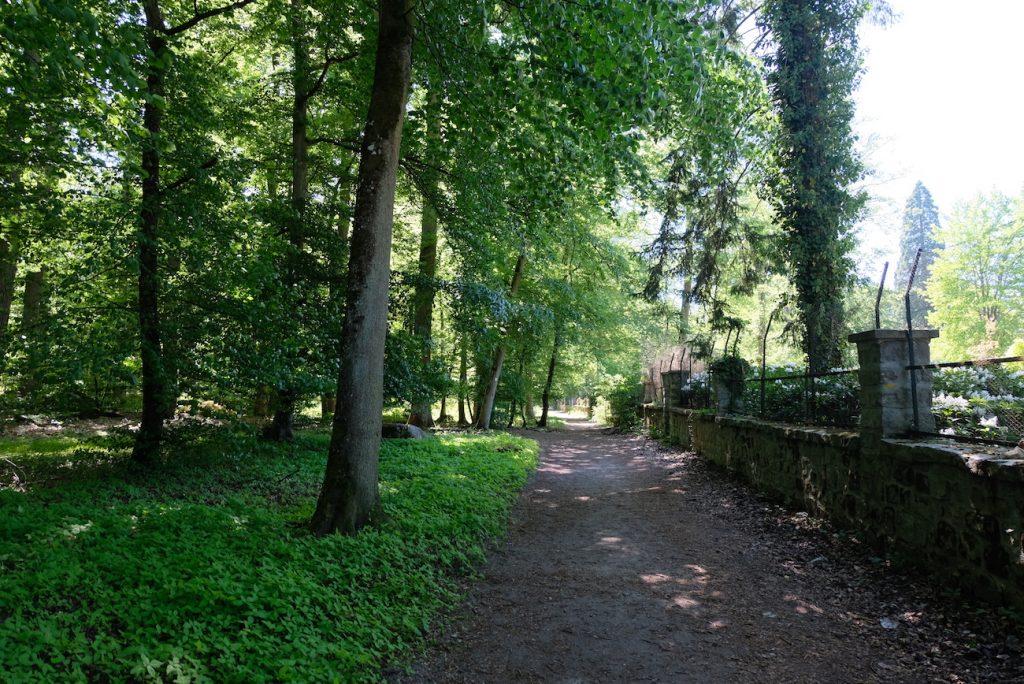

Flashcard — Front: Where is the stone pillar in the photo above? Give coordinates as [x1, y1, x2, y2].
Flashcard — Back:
[661, 370, 682, 409]
[849, 329, 938, 446]
[712, 375, 740, 414]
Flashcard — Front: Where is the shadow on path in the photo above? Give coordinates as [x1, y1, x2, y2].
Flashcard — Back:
[394, 415, 913, 683]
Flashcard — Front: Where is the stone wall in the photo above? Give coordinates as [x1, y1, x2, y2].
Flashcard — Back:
[642, 405, 1024, 609]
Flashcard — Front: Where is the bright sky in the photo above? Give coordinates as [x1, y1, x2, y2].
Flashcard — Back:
[854, 0, 1024, 275]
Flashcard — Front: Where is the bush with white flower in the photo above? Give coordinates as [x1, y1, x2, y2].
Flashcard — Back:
[932, 365, 1024, 441]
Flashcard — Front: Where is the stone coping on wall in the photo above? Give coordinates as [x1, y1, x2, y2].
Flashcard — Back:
[848, 328, 940, 343]
[881, 438, 1024, 483]
[648, 404, 1024, 483]
[662, 406, 860, 449]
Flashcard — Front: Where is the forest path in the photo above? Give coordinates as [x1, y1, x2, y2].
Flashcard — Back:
[393, 416, 1009, 683]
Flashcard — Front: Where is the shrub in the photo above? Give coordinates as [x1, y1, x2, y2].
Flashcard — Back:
[710, 356, 751, 412]
[596, 376, 642, 431]
[933, 365, 1024, 442]
[743, 364, 859, 427]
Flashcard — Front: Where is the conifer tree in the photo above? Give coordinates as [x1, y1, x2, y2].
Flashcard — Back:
[895, 181, 942, 327]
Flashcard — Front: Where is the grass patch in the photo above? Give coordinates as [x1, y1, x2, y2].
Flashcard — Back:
[0, 427, 537, 682]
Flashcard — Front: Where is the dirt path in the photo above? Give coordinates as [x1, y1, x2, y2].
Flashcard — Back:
[395, 416, 1023, 683]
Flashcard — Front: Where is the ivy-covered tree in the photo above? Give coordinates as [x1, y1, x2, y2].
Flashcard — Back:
[761, 0, 867, 373]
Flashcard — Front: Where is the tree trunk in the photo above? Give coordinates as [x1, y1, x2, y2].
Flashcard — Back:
[524, 369, 536, 423]
[19, 267, 46, 397]
[160, 253, 181, 419]
[408, 194, 438, 427]
[0, 238, 17, 339]
[268, 0, 312, 441]
[265, 389, 296, 440]
[457, 340, 469, 426]
[474, 252, 525, 430]
[476, 335, 507, 431]
[132, 0, 170, 463]
[679, 275, 692, 343]
[254, 384, 272, 416]
[324, 175, 353, 420]
[537, 324, 561, 428]
[321, 393, 336, 418]
[409, 94, 440, 427]
[509, 352, 525, 428]
[309, 0, 413, 536]
[20, 270, 46, 330]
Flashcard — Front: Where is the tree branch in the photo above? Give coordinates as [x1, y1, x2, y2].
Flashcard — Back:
[303, 50, 362, 101]
[306, 136, 360, 152]
[162, 157, 218, 194]
[165, 0, 260, 36]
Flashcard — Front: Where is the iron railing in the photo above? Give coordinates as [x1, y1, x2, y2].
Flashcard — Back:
[739, 367, 860, 427]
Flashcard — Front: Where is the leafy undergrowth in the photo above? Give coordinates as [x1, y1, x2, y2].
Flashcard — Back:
[0, 427, 538, 682]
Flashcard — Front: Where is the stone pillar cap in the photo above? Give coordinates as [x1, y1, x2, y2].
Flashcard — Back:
[848, 328, 939, 343]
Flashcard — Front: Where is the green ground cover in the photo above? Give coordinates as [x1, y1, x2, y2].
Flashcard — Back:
[0, 427, 537, 682]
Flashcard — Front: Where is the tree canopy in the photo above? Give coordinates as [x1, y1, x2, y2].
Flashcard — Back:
[926, 191, 1024, 360]
[0, 0, 962, 533]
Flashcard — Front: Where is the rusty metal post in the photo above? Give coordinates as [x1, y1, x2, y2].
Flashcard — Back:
[875, 261, 888, 329]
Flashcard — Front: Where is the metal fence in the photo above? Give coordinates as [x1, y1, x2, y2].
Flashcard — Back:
[643, 346, 707, 406]
[680, 372, 713, 409]
[895, 249, 1024, 447]
[640, 249, 1021, 445]
[737, 367, 861, 427]
[911, 355, 1024, 447]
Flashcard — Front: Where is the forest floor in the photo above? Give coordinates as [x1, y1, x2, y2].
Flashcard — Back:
[394, 415, 1024, 683]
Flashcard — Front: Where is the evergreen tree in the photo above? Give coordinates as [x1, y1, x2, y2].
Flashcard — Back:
[895, 181, 942, 327]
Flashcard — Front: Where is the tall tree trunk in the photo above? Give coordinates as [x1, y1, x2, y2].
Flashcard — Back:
[474, 252, 525, 430]
[309, 0, 413, 536]
[160, 253, 181, 418]
[505, 351, 525, 428]
[267, 0, 312, 441]
[408, 194, 438, 427]
[408, 93, 440, 428]
[0, 238, 17, 339]
[679, 275, 692, 343]
[132, 0, 170, 463]
[537, 324, 561, 428]
[323, 174, 352, 415]
[19, 267, 46, 397]
[457, 339, 468, 426]
[524, 366, 536, 423]
[1, 105, 27, 346]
